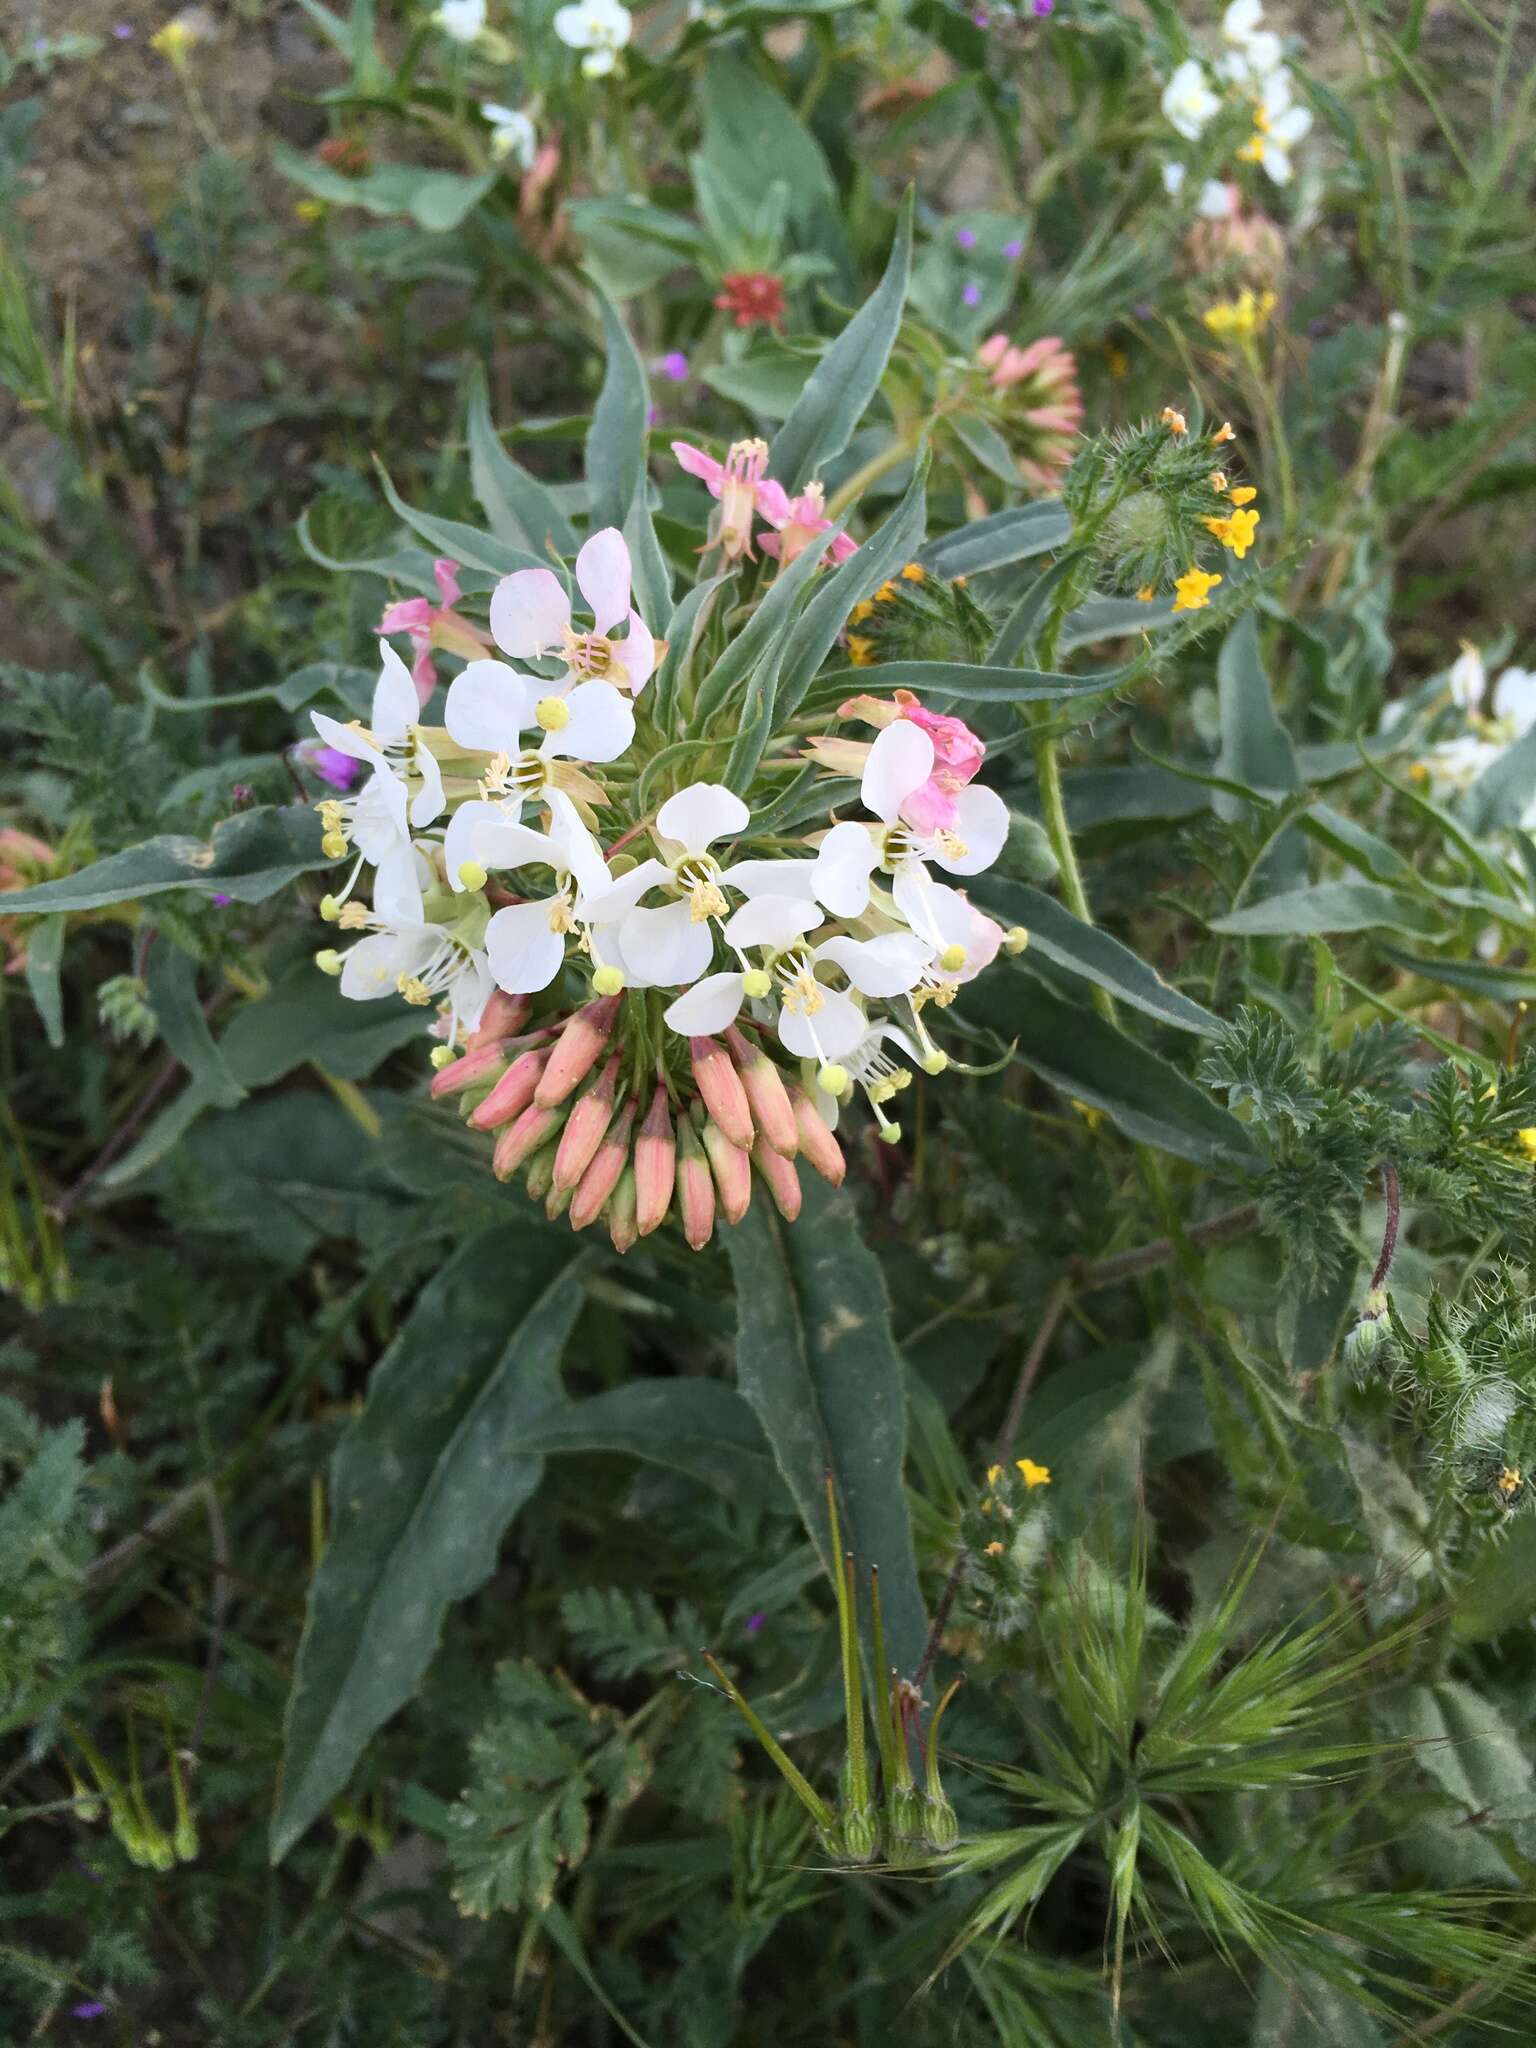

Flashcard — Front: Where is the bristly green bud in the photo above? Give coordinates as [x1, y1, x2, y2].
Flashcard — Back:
[844, 562, 993, 669]
[884, 1781, 928, 1865]
[1062, 412, 1243, 599]
[1343, 1288, 1391, 1373]
[97, 973, 159, 1048]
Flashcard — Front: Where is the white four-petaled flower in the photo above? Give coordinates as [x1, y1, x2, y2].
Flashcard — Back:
[553, 0, 632, 76]
[482, 103, 537, 169]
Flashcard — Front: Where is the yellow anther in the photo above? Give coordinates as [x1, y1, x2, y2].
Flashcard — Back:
[315, 949, 342, 976]
[921, 1048, 949, 1075]
[458, 860, 489, 891]
[536, 695, 570, 732]
[741, 968, 772, 1000]
[1003, 927, 1030, 955]
[430, 1045, 456, 1070]
[321, 832, 348, 859]
[319, 895, 341, 922]
[817, 1062, 848, 1096]
[939, 943, 968, 973]
[592, 965, 625, 996]
[877, 1121, 902, 1144]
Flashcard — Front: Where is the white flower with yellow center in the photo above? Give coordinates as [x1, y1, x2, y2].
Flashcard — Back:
[320, 850, 493, 1043]
[482, 102, 537, 169]
[310, 642, 444, 864]
[553, 0, 631, 76]
[488, 528, 654, 705]
[462, 799, 620, 996]
[1161, 58, 1220, 142]
[444, 655, 634, 817]
[575, 782, 750, 994]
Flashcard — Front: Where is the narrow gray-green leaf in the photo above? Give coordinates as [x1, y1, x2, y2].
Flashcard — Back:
[1207, 882, 1442, 938]
[585, 283, 649, 534]
[374, 461, 544, 579]
[1215, 612, 1307, 893]
[271, 1230, 589, 1861]
[519, 1380, 779, 1503]
[466, 365, 577, 557]
[3, 808, 331, 915]
[272, 147, 494, 232]
[807, 659, 1124, 706]
[694, 518, 836, 727]
[22, 914, 64, 1048]
[725, 1174, 928, 1681]
[769, 189, 913, 493]
[146, 944, 246, 1109]
[918, 502, 1070, 579]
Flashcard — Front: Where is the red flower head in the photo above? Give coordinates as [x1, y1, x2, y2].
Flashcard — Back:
[714, 271, 787, 333]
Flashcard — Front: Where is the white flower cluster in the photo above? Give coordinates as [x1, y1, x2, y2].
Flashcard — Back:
[1406, 645, 1536, 807]
[1161, 0, 1312, 196]
[302, 528, 1025, 1241]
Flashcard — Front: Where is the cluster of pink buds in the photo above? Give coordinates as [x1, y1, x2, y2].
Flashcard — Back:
[974, 334, 1084, 490]
[429, 990, 846, 1252]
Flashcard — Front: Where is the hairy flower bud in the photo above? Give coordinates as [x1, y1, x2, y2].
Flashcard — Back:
[836, 1802, 881, 1865]
[535, 997, 621, 1107]
[553, 1056, 621, 1191]
[467, 989, 531, 1050]
[726, 1027, 798, 1157]
[570, 1099, 638, 1232]
[634, 1086, 677, 1237]
[690, 1036, 755, 1150]
[467, 1046, 548, 1131]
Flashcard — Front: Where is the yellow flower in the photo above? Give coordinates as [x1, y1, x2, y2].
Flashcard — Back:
[1497, 1466, 1523, 1496]
[1135, 585, 1156, 602]
[295, 199, 326, 224]
[1173, 566, 1222, 613]
[849, 599, 876, 625]
[1227, 485, 1257, 507]
[1202, 290, 1277, 343]
[1016, 1458, 1051, 1488]
[847, 637, 877, 667]
[1160, 406, 1188, 435]
[1212, 421, 1236, 445]
[986, 1464, 1003, 1484]
[900, 562, 926, 583]
[985, 1540, 1005, 1557]
[151, 18, 195, 59]
[1204, 505, 1260, 558]
[874, 581, 897, 604]
[1517, 1128, 1536, 1160]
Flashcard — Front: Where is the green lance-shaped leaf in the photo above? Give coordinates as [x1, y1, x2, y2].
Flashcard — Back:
[1206, 882, 1443, 939]
[1214, 611, 1306, 892]
[803, 659, 1127, 709]
[374, 459, 545, 579]
[22, 914, 64, 1049]
[466, 364, 577, 558]
[270, 1229, 590, 1862]
[2, 807, 332, 916]
[918, 501, 1071, 579]
[585, 282, 650, 536]
[769, 188, 914, 494]
[272, 146, 494, 232]
[725, 1174, 928, 1682]
[694, 509, 841, 729]
[145, 943, 246, 1109]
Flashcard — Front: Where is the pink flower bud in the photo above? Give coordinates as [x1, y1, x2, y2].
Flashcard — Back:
[467, 1047, 548, 1130]
[493, 1099, 566, 1181]
[677, 1116, 716, 1251]
[553, 1057, 621, 1192]
[752, 1135, 803, 1221]
[570, 1100, 638, 1232]
[523, 1143, 559, 1203]
[468, 990, 531, 1050]
[700, 1112, 753, 1224]
[536, 997, 621, 1108]
[789, 1086, 846, 1186]
[429, 1043, 506, 1098]
[634, 1086, 677, 1238]
[608, 1167, 639, 1254]
[725, 1028, 798, 1158]
[690, 1037, 754, 1150]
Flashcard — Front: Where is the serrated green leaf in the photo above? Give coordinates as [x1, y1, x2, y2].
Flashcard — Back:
[3, 808, 331, 915]
[270, 1230, 590, 1861]
[724, 1174, 928, 1682]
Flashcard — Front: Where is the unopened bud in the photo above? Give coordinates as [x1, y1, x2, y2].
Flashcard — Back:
[468, 1046, 548, 1130]
[608, 1167, 638, 1254]
[493, 1099, 566, 1181]
[701, 1110, 753, 1224]
[315, 949, 342, 976]
[468, 989, 531, 1049]
[726, 1027, 798, 1157]
[457, 860, 488, 891]
[523, 1142, 559, 1202]
[536, 998, 621, 1107]
[690, 1037, 755, 1149]
[752, 1134, 803, 1222]
[921, 1789, 959, 1851]
[634, 1086, 677, 1237]
[837, 1803, 881, 1865]
[429, 1042, 505, 1098]
[677, 1115, 716, 1250]
[553, 1057, 620, 1191]
[789, 1086, 846, 1187]
[570, 1099, 637, 1232]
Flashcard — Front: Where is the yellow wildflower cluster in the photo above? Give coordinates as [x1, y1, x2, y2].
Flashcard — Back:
[846, 561, 935, 666]
[1202, 289, 1277, 342]
[1173, 566, 1223, 613]
[1205, 483, 1260, 559]
[1517, 1127, 1536, 1161]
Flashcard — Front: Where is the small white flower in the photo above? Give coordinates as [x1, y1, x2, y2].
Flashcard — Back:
[1161, 58, 1221, 142]
[489, 527, 654, 696]
[579, 782, 753, 993]
[444, 659, 636, 813]
[1491, 665, 1536, 739]
[481, 102, 537, 170]
[334, 856, 493, 1041]
[553, 0, 632, 77]
[1222, 0, 1266, 43]
[1248, 67, 1312, 184]
[435, 0, 486, 43]
[471, 801, 617, 995]
[1162, 161, 1187, 197]
[1448, 643, 1487, 712]
[1217, 30, 1283, 84]
[1198, 178, 1236, 218]
[310, 642, 444, 865]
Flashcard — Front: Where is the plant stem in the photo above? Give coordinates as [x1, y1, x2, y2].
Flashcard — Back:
[825, 431, 919, 521]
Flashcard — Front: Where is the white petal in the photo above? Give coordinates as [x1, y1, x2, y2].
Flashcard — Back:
[663, 971, 745, 1038]
[1270, 103, 1312, 145]
[408, 741, 445, 828]
[721, 857, 819, 899]
[724, 894, 822, 950]
[895, 869, 975, 953]
[1449, 647, 1486, 710]
[372, 641, 419, 741]
[546, 679, 634, 763]
[815, 932, 933, 997]
[445, 660, 538, 753]
[575, 527, 632, 634]
[811, 821, 879, 918]
[489, 568, 571, 659]
[863, 720, 934, 823]
[450, 953, 495, 1034]
[444, 800, 553, 887]
[546, 801, 610, 898]
[932, 785, 1009, 875]
[612, 611, 655, 694]
[348, 771, 410, 864]
[309, 711, 381, 763]
[485, 901, 568, 994]
[340, 927, 433, 1002]
[1493, 667, 1536, 736]
[373, 845, 425, 925]
[619, 900, 715, 988]
[777, 986, 865, 1060]
[579, 857, 671, 924]
[657, 782, 750, 854]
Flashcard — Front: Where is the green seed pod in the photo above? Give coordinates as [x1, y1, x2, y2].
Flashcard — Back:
[921, 1789, 960, 1851]
[837, 1802, 881, 1865]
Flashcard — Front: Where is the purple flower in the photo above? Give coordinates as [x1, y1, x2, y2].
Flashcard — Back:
[743, 1611, 766, 1635]
[113, 21, 134, 35]
[645, 402, 659, 427]
[654, 350, 690, 383]
[1032, 0, 1054, 14]
[962, 281, 982, 307]
[971, 9, 990, 24]
[954, 226, 977, 251]
[72, 2005, 108, 2021]
[212, 892, 233, 908]
[1003, 238, 1023, 259]
[293, 739, 361, 792]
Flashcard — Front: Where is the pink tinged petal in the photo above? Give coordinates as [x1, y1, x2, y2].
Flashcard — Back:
[895, 868, 974, 952]
[612, 610, 655, 694]
[753, 477, 792, 525]
[815, 931, 933, 997]
[309, 710, 382, 763]
[619, 900, 715, 987]
[657, 782, 750, 853]
[901, 781, 960, 836]
[547, 679, 634, 763]
[485, 901, 569, 994]
[489, 567, 571, 658]
[776, 985, 865, 1061]
[863, 719, 934, 823]
[372, 642, 420, 741]
[827, 532, 860, 563]
[380, 596, 434, 634]
[672, 441, 727, 495]
[445, 659, 540, 753]
[934, 784, 1009, 874]
[575, 527, 632, 634]
[433, 558, 462, 606]
[664, 971, 747, 1037]
[756, 532, 784, 560]
[721, 857, 819, 899]
[811, 821, 880, 918]
[409, 647, 437, 709]
[723, 894, 822, 950]
[954, 908, 1004, 982]
[579, 857, 671, 923]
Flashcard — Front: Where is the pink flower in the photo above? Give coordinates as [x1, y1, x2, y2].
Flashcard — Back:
[379, 558, 481, 707]
[488, 526, 655, 694]
[756, 480, 859, 568]
[893, 692, 985, 834]
[975, 334, 1083, 490]
[673, 438, 773, 560]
